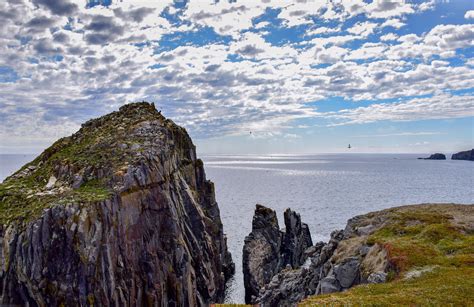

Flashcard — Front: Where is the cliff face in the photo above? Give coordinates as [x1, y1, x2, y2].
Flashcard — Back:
[242, 205, 312, 304]
[0, 102, 234, 306]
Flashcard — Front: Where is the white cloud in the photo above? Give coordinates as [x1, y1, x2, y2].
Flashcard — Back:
[381, 18, 406, 29]
[364, 0, 415, 19]
[347, 21, 379, 37]
[306, 26, 341, 36]
[355, 131, 443, 137]
[465, 10, 474, 19]
[329, 94, 474, 125]
[380, 33, 399, 41]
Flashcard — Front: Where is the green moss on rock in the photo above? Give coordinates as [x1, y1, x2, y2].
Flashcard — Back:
[0, 102, 169, 225]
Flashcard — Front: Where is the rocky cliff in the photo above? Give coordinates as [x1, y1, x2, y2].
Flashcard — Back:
[0, 102, 234, 306]
[245, 204, 474, 306]
[452, 149, 474, 161]
[242, 205, 312, 304]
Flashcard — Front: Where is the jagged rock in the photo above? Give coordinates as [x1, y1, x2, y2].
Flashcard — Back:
[256, 229, 344, 305]
[0, 102, 234, 306]
[242, 205, 282, 304]
[282, 208, 313, 269]
[452, 149, 474, 161]
[242, 205, 313, 304]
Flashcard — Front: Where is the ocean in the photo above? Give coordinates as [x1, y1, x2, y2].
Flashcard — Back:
[1, 153, 473, 303]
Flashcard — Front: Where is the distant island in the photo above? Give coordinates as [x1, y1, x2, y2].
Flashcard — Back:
[418, 150, 474, 161]
[418, 153, 446, 160]
[452, 149, 474, 161]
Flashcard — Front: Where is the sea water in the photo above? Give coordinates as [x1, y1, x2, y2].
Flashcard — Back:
[1, 153, 473, 303]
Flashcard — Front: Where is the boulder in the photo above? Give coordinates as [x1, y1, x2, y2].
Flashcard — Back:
[319, 275, 341, 294]
[334, 257, 360, 288]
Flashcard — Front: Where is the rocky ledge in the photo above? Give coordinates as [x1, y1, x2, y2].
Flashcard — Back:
[0, 102, 234, 306]
[243, 204, 474, 306]
[451, 149, 474, 161]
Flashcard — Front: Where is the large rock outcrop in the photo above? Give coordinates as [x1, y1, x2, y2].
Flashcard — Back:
[452, 149, 474, 161]
[242, 205, 312, 304]
[0, 102, 234, 306]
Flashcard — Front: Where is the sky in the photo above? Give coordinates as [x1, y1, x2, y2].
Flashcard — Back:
[0, 0, 473, 155]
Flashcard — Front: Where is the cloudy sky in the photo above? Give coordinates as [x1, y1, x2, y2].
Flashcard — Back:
[0, 0, 473, 154]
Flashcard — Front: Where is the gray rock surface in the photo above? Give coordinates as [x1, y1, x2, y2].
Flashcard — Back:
[242, 205, 283, 304]
[0, 102, 234, 306]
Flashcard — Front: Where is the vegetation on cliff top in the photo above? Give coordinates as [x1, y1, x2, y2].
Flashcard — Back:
[302, 204, 474, 305]
[0, 102, 188, 225]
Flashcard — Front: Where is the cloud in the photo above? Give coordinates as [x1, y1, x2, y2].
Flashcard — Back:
[465, 10, 474, 19]
[354, 132, 444, 137]
[0, 0, 472, 152]
[32, 0, 78, 16]
[380, 33, 398, 41]
[328, 94, 474, 125]
[381, 18, 406, 29]
[347, 21, 379, 37]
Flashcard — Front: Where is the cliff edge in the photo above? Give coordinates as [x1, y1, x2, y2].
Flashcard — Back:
[0, 102, 234, 306]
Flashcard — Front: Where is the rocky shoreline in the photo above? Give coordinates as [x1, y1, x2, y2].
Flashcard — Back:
[242, 203, 474, 305]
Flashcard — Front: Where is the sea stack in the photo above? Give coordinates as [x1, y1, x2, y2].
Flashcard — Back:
[0, 102, 234, 306]
[242, 205, 312, 304]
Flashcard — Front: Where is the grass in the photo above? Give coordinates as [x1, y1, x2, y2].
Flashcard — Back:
[301, 207, 474, 306]
[301, 266, 474, 306]
[0, 178, 112, 225]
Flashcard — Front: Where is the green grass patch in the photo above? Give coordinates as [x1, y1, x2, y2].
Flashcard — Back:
[302, 266, 474, 306]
